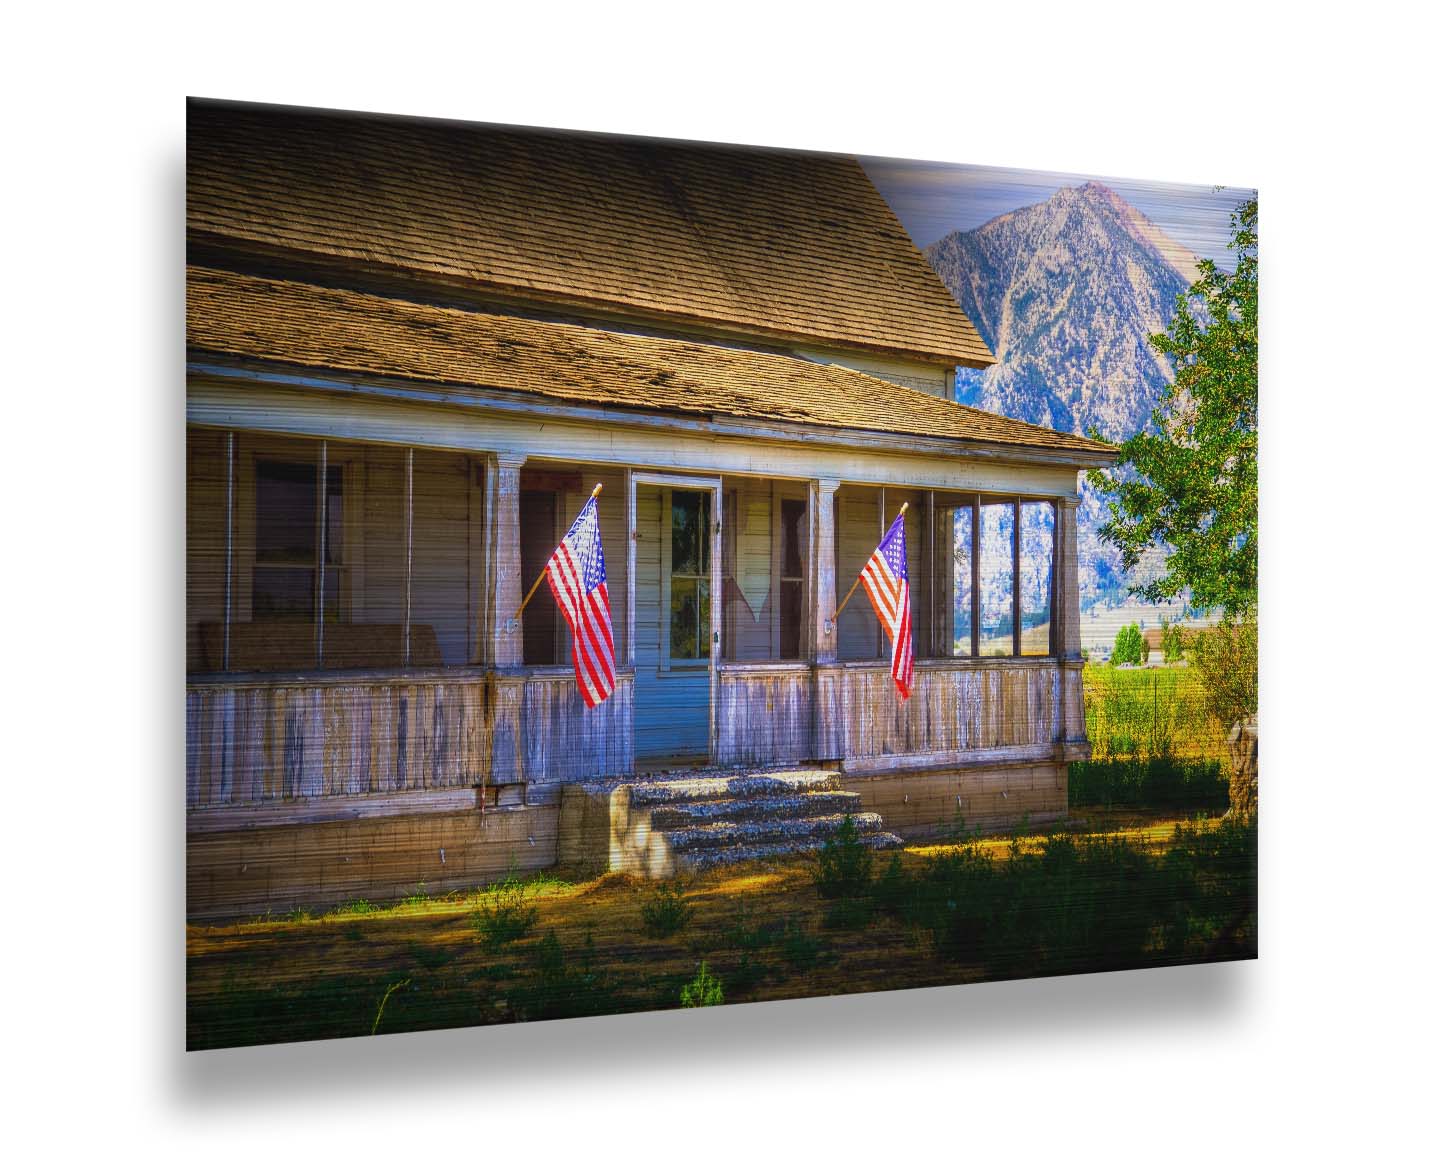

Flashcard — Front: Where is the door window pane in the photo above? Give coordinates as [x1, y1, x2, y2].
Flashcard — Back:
[669, 490, 710, 661]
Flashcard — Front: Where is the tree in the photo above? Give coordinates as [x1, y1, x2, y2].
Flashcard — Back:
[1091, 198, 1259, 817]
[1111, 622, 1145, 666]
[1090, 198, 1257, 617]
[1160, 619, 1186, 664]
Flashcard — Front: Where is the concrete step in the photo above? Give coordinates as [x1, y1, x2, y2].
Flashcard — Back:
[676, 830, 903, 873]
[628, 768, 841, 807]
[647, 790, 863, 831]
[664, 810, 886, 853]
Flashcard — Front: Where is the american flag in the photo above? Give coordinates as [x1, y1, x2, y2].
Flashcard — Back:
[544, 494, 616, 708]
[859, 511, 914, 699]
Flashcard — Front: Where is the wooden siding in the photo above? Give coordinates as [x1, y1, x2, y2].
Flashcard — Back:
[519, 670, 634, 783]
[186, 674, 489, 809]
[815, 660, 1062, 766]
[716, 666, 813, 767]
[186, 668, 637, 816]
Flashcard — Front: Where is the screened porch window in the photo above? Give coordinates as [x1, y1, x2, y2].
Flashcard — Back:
[185, 429, 482, 675]
[938, 493, 1057, 658]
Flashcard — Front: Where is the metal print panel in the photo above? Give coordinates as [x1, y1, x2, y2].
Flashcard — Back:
[185, 99, 1258, 1049]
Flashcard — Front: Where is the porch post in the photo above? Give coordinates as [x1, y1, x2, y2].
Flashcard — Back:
[811, 478, 841, 763]
[486, 452, 526, 785]
[811, 478, 840, 664]
[487, 453, 527, 667]
[1056, 494, 1088, 759]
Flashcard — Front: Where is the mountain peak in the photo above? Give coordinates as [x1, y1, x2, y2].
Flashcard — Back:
[922, 181, 1203, 608]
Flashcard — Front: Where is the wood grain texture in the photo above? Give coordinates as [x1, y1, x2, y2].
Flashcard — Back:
[814, 661, 1062, 765]
[186, 676, 489, 809]
[717, 666, 813, 767]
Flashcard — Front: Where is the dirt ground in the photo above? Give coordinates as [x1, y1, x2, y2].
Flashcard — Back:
[186, 812, 1232, 1050]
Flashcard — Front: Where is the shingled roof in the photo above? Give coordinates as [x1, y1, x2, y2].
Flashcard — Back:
[187, 100, 994, 368]
[187, 267, 1113, 459]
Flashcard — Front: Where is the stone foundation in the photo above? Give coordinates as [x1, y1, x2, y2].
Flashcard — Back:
[847, 760, 1068, 838]
[186, 801, 559, 920]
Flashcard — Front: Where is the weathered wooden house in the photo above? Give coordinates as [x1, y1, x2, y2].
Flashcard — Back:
[185, 99, 1119, 917]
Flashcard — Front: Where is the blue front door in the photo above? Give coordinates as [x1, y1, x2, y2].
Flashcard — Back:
[633, 485, 713, 766]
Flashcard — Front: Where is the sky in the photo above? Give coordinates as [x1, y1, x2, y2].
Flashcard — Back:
[859, 156, 1255, 270]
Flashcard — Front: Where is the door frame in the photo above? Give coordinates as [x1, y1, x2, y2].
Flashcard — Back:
[626, 470, 724, 764]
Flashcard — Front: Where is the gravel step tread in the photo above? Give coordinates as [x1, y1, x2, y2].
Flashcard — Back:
[663, 811, 885, 851]
[629, 769, 841, 805]
[648, 791, 863, 830]
[677, 831, 903, 872]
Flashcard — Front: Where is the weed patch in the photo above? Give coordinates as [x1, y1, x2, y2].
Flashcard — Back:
[510, 931, 618, 1022]
[679, 961, 724, 1007]
[639, 881, 694, 937]
[471, 871, 541, 949]
[876, 819, 1256, 978]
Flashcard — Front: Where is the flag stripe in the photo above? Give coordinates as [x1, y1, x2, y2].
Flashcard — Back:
[554, 543, 612, 692]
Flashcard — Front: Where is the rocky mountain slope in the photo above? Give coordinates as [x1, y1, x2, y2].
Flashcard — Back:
[924, 182, 1201, 611]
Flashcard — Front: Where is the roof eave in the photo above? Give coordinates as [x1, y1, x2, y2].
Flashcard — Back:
[186, 353, 1119, 471]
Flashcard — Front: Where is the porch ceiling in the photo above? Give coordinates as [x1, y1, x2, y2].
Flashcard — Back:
[186, 265, 1117, 461]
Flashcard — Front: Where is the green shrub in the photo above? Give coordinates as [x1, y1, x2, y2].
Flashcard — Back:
[679, 961, 724, 1008]
[1161, 620, 1186, 664]
[1069, 756, 1229, 813]
[1112, 622, 1145, 666]
[813, 815, 873, 899]
[1190, 611, 1258, 729]
[639, 880, 693, 937]
[471, 871, 540, 949]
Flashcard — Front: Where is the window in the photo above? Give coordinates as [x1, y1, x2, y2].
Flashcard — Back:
[668, 490, 710, 661]
[720, 480, 808, 662]
[978, 497, 1015, 656]
[938, 493, 1057, 658]
[945, 499, 974, 656]
[519, 488, 562, 665]
[252, 458, 344, 621]
[1019, 501, 1055, 655]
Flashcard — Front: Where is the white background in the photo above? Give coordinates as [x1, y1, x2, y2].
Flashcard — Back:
[4, 2, 1435, 1146]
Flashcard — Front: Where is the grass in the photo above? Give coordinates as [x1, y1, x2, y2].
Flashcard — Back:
[187, 812, 1256, 1050]
[1083, 663, 1228, 764]
[470, 870, 541, 949]
[1076, 662, 1232, 816]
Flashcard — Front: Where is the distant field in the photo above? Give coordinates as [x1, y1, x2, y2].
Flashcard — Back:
[1083, 663, 1228, 764]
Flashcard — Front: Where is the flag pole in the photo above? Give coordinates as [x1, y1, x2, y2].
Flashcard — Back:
[513, 483, 603, 621]
[830, 501, 907, 622]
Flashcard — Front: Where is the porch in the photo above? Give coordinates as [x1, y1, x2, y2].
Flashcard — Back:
[184, 416, 1087, 912]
